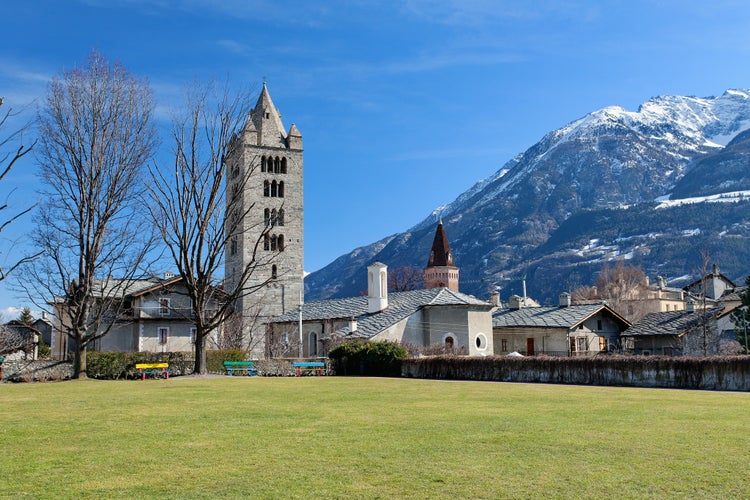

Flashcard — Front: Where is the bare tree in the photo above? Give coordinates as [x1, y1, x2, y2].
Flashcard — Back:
[0, 324, 29, 356]
[0, 98, 38, 280]
[23, 51, 157, 378]
[148, 81, 275, 375]
[388, 265, 425, 292]
[594, 260, 646, 319]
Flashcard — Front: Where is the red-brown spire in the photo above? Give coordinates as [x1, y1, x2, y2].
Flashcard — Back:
[426, 220, 455, 268]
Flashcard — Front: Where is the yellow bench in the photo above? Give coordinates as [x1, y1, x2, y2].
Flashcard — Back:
[135, 363, 170, 380]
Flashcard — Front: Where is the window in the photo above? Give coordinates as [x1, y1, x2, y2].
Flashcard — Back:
[281, 157, 287, 174]
[264, 208, 270, 226]
[597, 319, 603, 330]
[271, 265, 278, 279]
[278, 209, 284, 226]
[274, 157, 280, 173]
[158, 327, 169, 345]
[159, 298, 170, 316]
[261, 156, 267, 172]
[271, 208, 277, 226]
[263, 180, 270, 197]
[577, 337, 587, 352]
[501, 339, 508, 352]
[270, 234, 277, 251]
[445, 336, 454, 351]
[278, 235, 284, 252]
[270, 180, 277, 197]
[230, 236, 237, 256]
[278, 181, 284, 198]
[309, 332, 318, 357]
[475, 333, 487, 350]
[598, 337, 607, 351]
[264, 234, 270, 251]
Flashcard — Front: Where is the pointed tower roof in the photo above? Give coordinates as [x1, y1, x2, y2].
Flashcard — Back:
[426, 220, 456, 268]
[247, 82, 288, 148]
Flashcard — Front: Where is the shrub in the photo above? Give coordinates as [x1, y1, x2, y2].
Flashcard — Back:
[86, 351, 194, 379]
[329, 340, 407, 377]
[37, 341, 51, 359]
[207, 349, 248, 373]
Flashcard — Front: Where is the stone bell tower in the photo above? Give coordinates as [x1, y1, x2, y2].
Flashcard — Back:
[424, 219, 459, 291]
[224, 83, 303, 358]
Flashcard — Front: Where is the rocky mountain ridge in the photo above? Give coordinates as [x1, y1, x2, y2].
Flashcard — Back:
[305, 90, 750, 303]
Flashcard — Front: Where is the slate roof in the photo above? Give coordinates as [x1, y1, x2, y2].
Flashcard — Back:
[492, 303, 629, 329]
[623, 308, 723, 337]
[271, 288, 491, 339]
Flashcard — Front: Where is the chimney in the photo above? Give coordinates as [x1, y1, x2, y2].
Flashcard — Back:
[489, 291, 500, 307]
[509, 295, 522, 310]
[367, 262, 388, 314]
[559, 292, 571, 308]
[657, 276, 666, 289]
[348, 317, 358, 333]
[686, 298, 695, 313]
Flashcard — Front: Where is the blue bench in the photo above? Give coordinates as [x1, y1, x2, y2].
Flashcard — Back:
[224, 361, 257, 376]
[293, 361, 325, 376]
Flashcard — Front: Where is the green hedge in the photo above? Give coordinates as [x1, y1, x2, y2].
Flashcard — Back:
[328, 341, 407, 377]
[207, 349, 248, 373]
[86, 351, 193, 379]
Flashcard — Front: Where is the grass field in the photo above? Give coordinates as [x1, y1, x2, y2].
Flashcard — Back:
[1, 377, 749, 498]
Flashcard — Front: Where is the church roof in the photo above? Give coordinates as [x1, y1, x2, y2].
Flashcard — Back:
[493, 303, 630, 330]
[426, 221, 455, 268]
[271, 287, 491, 339]
[247, 82, 288, 148]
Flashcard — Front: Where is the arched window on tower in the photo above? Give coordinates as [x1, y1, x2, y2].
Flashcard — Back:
[278, 209, 285, 226]
[263, 180, 270, 197]
[264, 208, 270, 226]
[281, 157, 287, 174]
[264, 234, 270, 251]
[271, 265, 278, 279]
[274, 157, 280, 173]
[270, 209, 277, 227]
[270, 180, 278, 197]
[278, 235, 284, 251]
[270, 234, 277, 251]
[278, 181, 284, 198]
[261, 156, 267, 172]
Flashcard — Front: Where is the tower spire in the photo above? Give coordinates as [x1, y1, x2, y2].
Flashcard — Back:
[424, 220, 459, 291]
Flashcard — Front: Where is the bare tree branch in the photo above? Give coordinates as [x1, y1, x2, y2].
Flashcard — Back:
[148, 80, 276, 374]
[21, 51, 158, 378]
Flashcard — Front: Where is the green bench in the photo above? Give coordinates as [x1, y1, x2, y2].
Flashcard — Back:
[135, 363, 170, 380]
[224, 361, 257, 376]
[292, 361, 325, 376]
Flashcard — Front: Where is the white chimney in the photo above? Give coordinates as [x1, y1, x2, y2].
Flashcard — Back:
[509, 295, 522, 310]
[367, 262, 388, 314]
[559, 292, 571, 308]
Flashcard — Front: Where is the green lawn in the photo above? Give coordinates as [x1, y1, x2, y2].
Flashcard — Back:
[1, 377, 748, 499]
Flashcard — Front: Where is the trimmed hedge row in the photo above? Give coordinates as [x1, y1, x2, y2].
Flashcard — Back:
[329, 341, 407, 377]
[403, 355, 750, 391]
[86, 350, 250, 379]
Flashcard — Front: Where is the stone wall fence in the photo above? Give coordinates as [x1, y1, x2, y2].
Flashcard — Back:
[1, 359, 73, 383]
[402, 355, 750, 391]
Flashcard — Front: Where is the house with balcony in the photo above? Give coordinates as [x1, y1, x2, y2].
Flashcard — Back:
[50, 274, 219, 358]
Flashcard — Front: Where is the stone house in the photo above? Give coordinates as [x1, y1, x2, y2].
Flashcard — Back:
[51, 275, 219, 358]
[268, 262, 495, 358]
[621, 302, 727, 356]
[492, 293, 631, 356]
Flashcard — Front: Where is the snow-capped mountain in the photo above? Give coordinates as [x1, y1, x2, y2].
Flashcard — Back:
[306, 90, 750, 303]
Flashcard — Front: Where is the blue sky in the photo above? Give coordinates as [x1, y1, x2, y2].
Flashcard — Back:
[1, 0, 750, 316]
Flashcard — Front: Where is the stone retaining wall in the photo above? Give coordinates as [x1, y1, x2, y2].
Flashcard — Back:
[1, 360, 73, 382]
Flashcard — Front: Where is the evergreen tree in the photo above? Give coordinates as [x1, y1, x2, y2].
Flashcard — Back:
[18, 307, 33, 326]
[730, 276, 750, 354]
